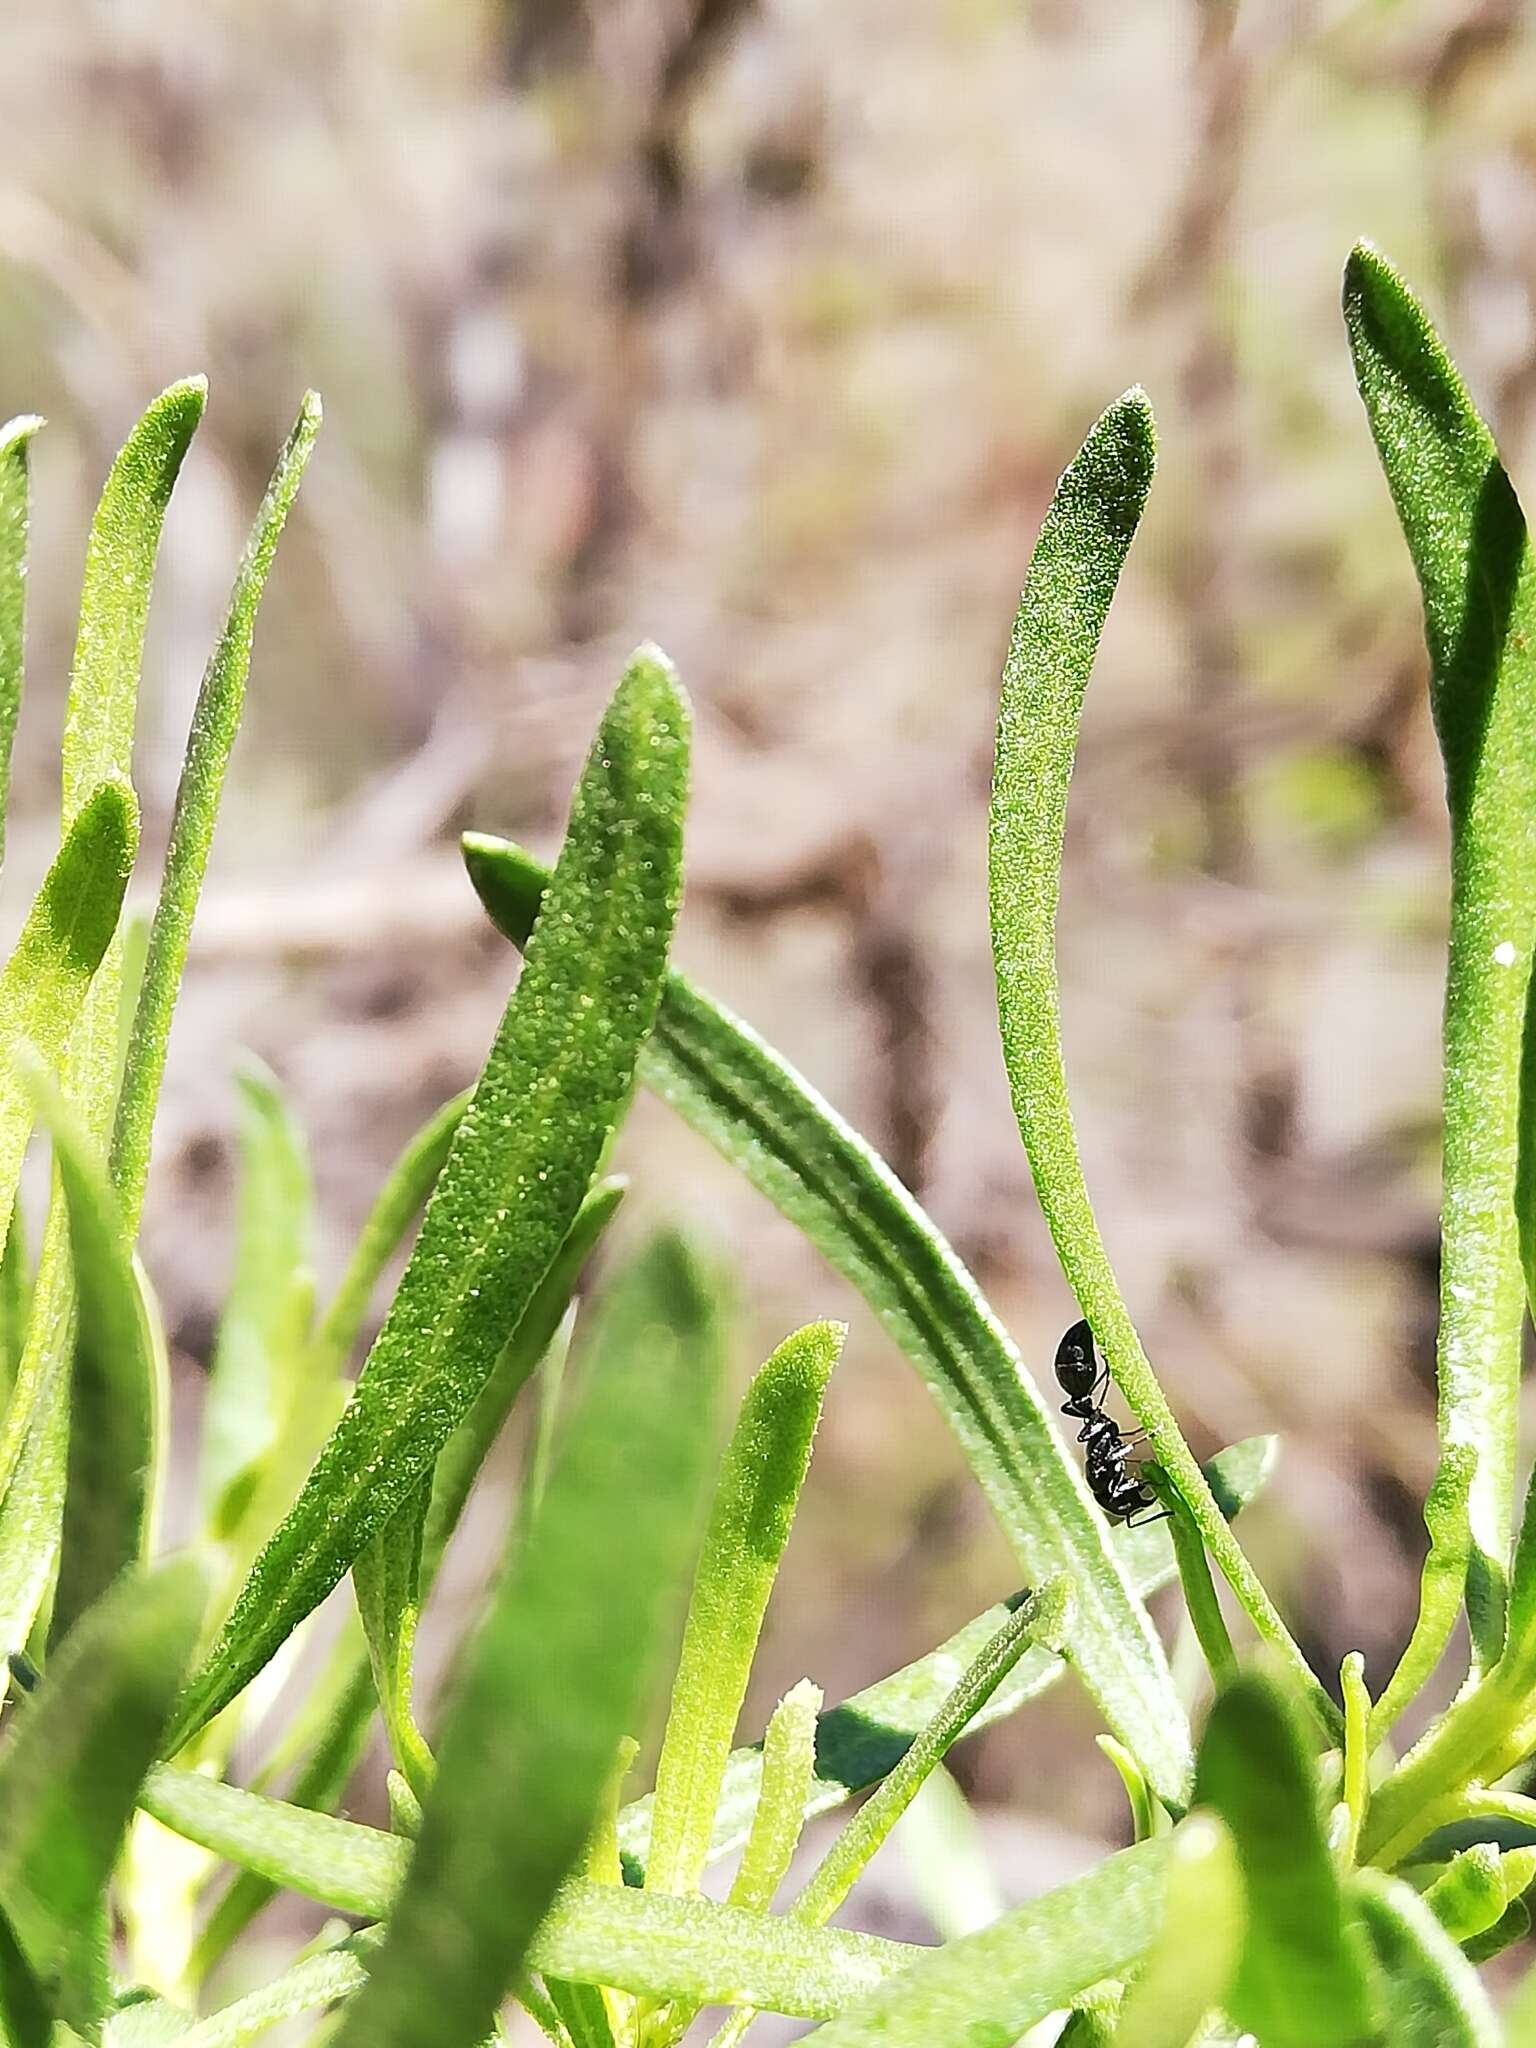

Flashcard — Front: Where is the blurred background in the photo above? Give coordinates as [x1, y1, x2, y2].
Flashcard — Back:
[3, 0, 1535, 1960]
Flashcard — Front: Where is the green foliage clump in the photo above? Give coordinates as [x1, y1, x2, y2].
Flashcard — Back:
[5, 239, 1536, 2045]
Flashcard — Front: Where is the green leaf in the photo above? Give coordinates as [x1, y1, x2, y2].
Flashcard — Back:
[199, 1175, 623, 1969]
[0, 1557, 205, 2041]
[17, 1055, 157, 1641]
[170, 647, 689, 1746]
[1370, 1443, 1475, 1740]
[0, 778, 138, 1277]
[1421, 1843, 1508, 1942]
[421, 1174, 625, 1588]
[794, 1579, 1071, 1927]
[463, 830, 1197, 1809]
[797, 1837, 1171, 2048]
[1112, 1815, 1242, 2048]
[987, 388, 1329, 1740]
[1192, 1671, 1373, 2048]
[1347, 243, 1536, 1663]
[646, 1318, 841, 1898]
[156, 1938, 372, 2048]
[111, 394, 320, 1226]
[728, 1680, 822, 1913]
[327, 1231, 724, 2048]
[61, 378, 205, 825]
[616, 1435, 1276, 1876]
[0, 414, 43, 865]
[190, 1657, 376, 1974]
[199, 1061, 314, 1541]
[354, 1476, 434, 1798]
[699, 1590, 1070, 2048]
[140, 1760, 918, 2025]
[1353, 1868, 1499, 2046]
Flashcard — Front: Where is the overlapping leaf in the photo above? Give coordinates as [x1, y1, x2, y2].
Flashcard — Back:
[169, 647, 689, 1745]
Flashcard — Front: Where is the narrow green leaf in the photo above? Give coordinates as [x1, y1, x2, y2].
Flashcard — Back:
[0, 414, 43, 864]
[354, 1476, 434, 1797]
[1193, 1671, 1373, 2048]
[1363, 1462, 1536, 1866]
[646, 1317, 841, 1898]
[17, 1056, 156, 1640]
[141, 1760, 920, 2024]
[616, 1436, 1276, 1876]
[111, 394, 320, 1225]
[800, 1837, 1170, 2048]
[988, 390, 1328, 1740]
[199, 1180, 623, 1968]
[698, 1591, 1070, 2048]
[1347, 243, 1536, 1661]
[170, 648, 689, 1746]
[729, 1680, 822, 1913]
[161, 1938, 371, 2048]
[1059, 1990, 1122, 2046]
[464, 829, 1196, 1808]
[1098, 1733, 1157, 1844]
[1164, 1493, 1237, 1690]
[0, 1558, 205, 2040]
[61, 378, 205, 824]
[0, 777, 138, 1271]
[1421, 1843, 1508, 1942]
[1337, 1650, 1371, 1871]
[308, 1088, 467, 1382]
[191, 1657, 376, 1974]
[199, 1062, 314, 1535]
[1353, 1868, 1499, 2046]
[328, 1231, 724, 2048]
[1112, 1815, 1242, 2048]
[1370, 1443, 1475, 1740]
[796, 1579, 1071, 1926]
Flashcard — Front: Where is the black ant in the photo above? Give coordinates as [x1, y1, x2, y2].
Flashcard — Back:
[1054, 1318, 1167, 1527]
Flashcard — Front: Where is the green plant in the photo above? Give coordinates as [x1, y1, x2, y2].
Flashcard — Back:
[4, 237, 1536, 2048]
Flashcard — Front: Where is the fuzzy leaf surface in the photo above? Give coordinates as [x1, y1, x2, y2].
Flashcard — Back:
[1349, 243, 1536, 1657]
[802, 1838, 1169, 2048]
[112, 395, 320, 1223]
[329, 1232, 723, 2048]
[170, 648, 689, 1744]
[138, 1773, 910, 2019]
[988, 389, 1326, 1737]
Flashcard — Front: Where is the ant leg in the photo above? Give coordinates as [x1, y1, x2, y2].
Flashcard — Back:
[1123, 1504, 1171, 1529]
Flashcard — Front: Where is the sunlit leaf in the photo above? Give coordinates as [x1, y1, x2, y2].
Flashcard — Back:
[170, 648, 689, 1745]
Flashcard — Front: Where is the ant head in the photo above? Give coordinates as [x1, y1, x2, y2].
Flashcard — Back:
[1054, 1318, 1098, 1399]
